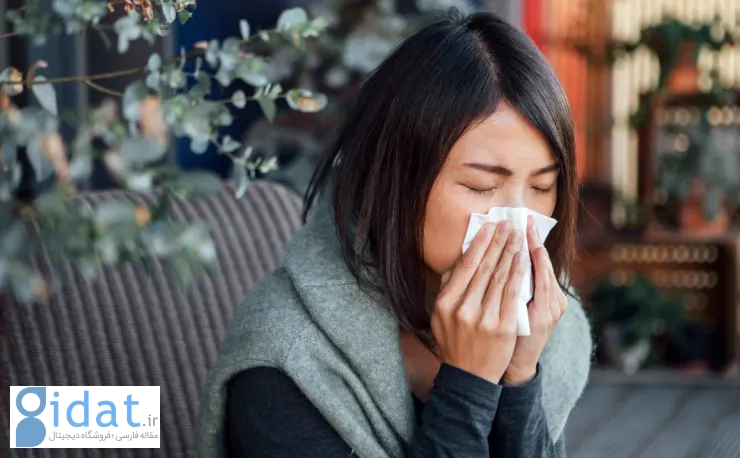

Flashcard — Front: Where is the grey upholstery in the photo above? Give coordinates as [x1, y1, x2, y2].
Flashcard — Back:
[1, 180, 304, 458]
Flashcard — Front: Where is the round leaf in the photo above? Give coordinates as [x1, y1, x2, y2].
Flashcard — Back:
[231, 90, 247, 109]
[31, 76, 58, 116]
[173, 171, 223, 197]
[162, 4, 177, 24]
[120, 137, 168, 166]
[147, 53, 162, 72]
[240, 19, 250, 39]
[27, 136, 55, 182]
[286, 89, 327, 113]
[234, 165, 249, 198]
[257, 97, 276, 123]
[277, 8, 308, 31]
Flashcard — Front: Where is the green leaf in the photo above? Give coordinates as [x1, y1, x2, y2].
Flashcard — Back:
[167, 254, 196, 291]
[239, 19, 250, 39]
[125, 171, 154, 191]
[205, 40, 220, 66]
[94, 201, 137, 226]
[236, 57, 269, 87]
[0, 68, 11, 83]
[178, 9, 192, 25]
[219, 37, 242, 71]
[146, 71, 161, 91]
[258, 156, 278, 174]
[151, 191, 172, 221]
[234, 165, 249, 198]
[181, 109, 211, 139]
[257, 96, 276, 123]
[162, 4, 177, 24]
[190, 137, 209, 154]
[96, 27, 112, 49]
[0, 221, 29, 258]
[68, 154, 93, 182]
[189, 73, 211, 99]
[231, 90, 247, 109]
[26, 136, 55, 182]
[147, 53, 162, 71]
[221, 135, 241, 153]
[34, 188, 69, 217]
[276, 8, 308, 31]
[31, 76, 58, 116]
[286, 89, 327, 113]
[120, 137, 168, 166]
[122, 80, 148, 121]
[172, 170, 223, 197]
[166, 68, 187, 89]
[8, 262, 44, 304]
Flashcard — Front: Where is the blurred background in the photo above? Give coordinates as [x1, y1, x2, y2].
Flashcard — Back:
[2, 0, 740, 457]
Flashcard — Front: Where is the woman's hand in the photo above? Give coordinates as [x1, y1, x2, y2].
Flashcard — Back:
[502, 215, 567, 385]
[431, 221, 526, 384]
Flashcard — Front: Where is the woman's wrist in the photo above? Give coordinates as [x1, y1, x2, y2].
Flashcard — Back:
[501, 364, 537, 386]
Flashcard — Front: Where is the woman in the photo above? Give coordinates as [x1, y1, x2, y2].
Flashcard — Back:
[196, 10, 592, 458]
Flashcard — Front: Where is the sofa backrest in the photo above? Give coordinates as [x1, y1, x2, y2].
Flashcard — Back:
[1, 180, 303, 458]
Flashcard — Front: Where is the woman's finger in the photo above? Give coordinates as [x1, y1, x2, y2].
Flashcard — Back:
[464, 222, 513, 313]
[526, 215, 544, 254]
[440, 222, 497, 302]
[541, 248, 566, 321]
[480, 229, 523, 328]
[532, 246, 551, 314]
[500, 251, 526, 329]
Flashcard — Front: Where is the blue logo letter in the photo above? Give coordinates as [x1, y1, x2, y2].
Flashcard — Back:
[67, 390, 90, 427]
[15, 387, 47, 447]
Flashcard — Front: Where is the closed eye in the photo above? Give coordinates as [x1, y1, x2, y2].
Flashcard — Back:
[466, 186, 496, 195]
[531, 186, 554, 195]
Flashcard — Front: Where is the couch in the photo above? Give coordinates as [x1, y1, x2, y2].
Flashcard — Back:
[1, 180, 304, 458]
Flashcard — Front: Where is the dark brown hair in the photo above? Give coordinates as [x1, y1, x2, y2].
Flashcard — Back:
[304, 10, 578, 343]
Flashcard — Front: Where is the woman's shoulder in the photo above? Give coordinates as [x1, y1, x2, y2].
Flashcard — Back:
[222, 267, 317, 364]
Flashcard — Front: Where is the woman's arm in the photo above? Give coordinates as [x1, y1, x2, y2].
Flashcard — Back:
[489, 364, 565, 458]
[227, 364, 502, 458]
[412, 363, 502, 457]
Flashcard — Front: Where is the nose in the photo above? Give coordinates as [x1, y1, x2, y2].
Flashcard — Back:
[497, 186, 526, 208]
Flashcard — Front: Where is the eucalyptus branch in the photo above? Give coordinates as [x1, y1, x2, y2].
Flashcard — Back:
[85, 80, 123, 97]
[0, 5, 328, 303]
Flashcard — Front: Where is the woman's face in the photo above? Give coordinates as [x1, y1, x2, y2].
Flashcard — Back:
[423, 102, 559, 277]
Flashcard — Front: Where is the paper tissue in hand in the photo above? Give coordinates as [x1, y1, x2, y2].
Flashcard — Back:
[461, 207, 557, 336]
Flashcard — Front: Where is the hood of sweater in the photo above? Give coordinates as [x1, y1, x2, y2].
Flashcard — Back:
[195, 193, 593, 458]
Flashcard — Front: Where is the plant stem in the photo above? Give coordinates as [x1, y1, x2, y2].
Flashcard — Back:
[85, 80, 124, 97]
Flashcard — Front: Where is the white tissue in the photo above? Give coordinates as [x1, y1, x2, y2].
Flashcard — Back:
[461, 207, 557, 336]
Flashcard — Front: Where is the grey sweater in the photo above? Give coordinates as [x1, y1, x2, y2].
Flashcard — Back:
[195, 198, 593, 458]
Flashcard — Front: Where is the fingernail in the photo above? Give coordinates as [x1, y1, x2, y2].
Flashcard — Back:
[516, 252, 526, 268]
[486, 222, 496, 234]
[510, 230, 522, 245]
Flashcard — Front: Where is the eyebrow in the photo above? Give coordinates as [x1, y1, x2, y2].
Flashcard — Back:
[463, 162, 560, 177]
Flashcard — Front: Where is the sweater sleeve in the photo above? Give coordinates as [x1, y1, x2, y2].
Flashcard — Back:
[489, 364, 566, 458]
[226, 364, 502, 458]
[410, 363, 501, 457]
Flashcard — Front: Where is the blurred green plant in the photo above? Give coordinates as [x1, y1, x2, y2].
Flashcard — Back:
[0, 1, 327, 302]
[588, 274, 688, 365]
